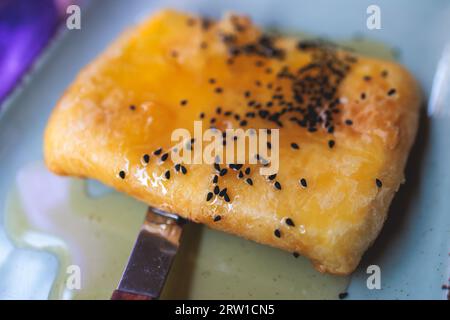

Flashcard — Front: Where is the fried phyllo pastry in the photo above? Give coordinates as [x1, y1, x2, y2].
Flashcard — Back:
[44, 10, 421, 274]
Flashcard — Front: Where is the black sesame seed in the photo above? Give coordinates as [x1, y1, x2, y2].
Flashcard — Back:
[285, 218, 295, 227]
[381, 70, 388, 78]
[274, 229, 281, 238]
[208, 78, 216, 84]
[143, 154, 150, 163]
[214, 163, 221, 172]
[258, 110, 269, 118]
[246, 178, 253, 186]
[345, 119, 353, 125]
[255, 60, 264, 67]
[274, 181, 282, 190]
[245, 167, 251, 175]
[221, 33, 236, 44]
[201, 18, 212, 30]
[199, 112, 205, 119]
[153, 148, 162, 155]
[376, 178, 383, 188]
[268, 174, 276, 180]
[244, 91, 251, 98]
[293, 252, 300, 258]
[174, 163, 181, 172]
[181, 166, 187, 174]
[387, 88, 396, 96]
[229, 163, 243, 171]
[267, 142, 272, 149]
[206, 192, 213, 201]
[212, 175, 219, 184]
[219, 168, 228, 176]
[213, 215, 222, 222]
[328, 140, 335, 149]
[363, 75, 372, 81]
[291, 142, 299, 150]
[187, 18, 196, 26]
[361, 92, 366, 100]
[216, 106, 222, 114]
[214, 185, 220, 195]
[161, 153, 169, 162]
[338, 292, 348, 300]
[238, 171, 244, 178]
[180, 99, 188, 106]
[228, 46, 241, 57]
[164, 170, 170, 179]
[223, 193, 231, 202]
[300, 178, 308, 188]
[219, 188, 227, 197]
[129, 105, 136, 110]
[215, 87, 223, 94]
[119, 171, 126, 179]
[240, 120, 248, 127]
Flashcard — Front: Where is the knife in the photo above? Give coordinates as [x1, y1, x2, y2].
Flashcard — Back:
[111, 206, 186, 300]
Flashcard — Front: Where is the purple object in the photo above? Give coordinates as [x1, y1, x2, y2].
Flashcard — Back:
[0, 0, 62, 104]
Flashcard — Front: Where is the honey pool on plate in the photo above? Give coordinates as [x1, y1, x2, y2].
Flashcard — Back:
[3, 38, 394, 300]
[5, 162, 348, 299]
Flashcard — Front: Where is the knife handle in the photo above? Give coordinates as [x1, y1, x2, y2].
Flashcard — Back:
[111, 289, 154, 300]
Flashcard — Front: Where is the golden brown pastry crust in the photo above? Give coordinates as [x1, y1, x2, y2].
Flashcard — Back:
[44, 10, 421, 275]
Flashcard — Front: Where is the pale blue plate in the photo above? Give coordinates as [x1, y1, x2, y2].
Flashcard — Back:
[0, 0, 449, 299]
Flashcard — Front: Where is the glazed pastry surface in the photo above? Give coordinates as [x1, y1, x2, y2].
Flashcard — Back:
[44, 10, 421, 274]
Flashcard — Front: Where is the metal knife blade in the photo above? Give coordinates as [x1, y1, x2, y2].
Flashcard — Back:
[111, 206, 185, 300]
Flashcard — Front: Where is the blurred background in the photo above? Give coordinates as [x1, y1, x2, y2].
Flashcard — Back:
[0, 0, 82, 104]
